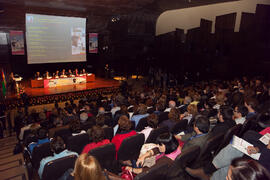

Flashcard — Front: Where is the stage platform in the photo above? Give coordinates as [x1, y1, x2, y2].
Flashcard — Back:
[6, 77, 120, 99]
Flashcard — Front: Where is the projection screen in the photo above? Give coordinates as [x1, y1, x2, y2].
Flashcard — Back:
[26, 14, 86, 64]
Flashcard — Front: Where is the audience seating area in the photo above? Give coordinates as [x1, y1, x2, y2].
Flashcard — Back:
[1, 76, 270, 180]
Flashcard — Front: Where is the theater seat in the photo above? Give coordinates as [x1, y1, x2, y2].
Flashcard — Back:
[190, 133, 224, 168]
[31, 142, 53, 169]
[167, 146, 200, 179]
[41, 154, 77, 180]
[134, 159, 170, 180]
[66, 134, 89, 154]
[214, 124, 242, 156]
[145, 126, 169, 144]
[117, 134, 145, 161]
[171, 119, 188, 134]
[135, 117, 148, 132]
[89, 143, 119, 173]
[103, 127, 114, 141]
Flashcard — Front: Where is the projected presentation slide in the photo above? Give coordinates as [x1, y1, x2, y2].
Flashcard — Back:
[26, 14, 86, 64]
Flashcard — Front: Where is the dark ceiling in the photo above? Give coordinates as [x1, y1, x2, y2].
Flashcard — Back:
[0, 0, 239, 33]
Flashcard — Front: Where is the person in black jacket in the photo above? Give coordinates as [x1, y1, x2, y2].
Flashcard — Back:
[210, 105, 235, 136]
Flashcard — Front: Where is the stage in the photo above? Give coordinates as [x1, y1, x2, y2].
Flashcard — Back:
[6, 77, 120, 99]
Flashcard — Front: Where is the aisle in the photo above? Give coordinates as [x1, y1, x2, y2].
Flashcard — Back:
[0, 135, 29, 180]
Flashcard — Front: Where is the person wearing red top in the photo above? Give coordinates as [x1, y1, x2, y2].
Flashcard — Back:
[111, 115, 137, 158]
[81, 126, 110, 154]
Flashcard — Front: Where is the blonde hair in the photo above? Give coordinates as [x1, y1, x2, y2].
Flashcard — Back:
[73, 154, 106, 180]
[187, 104, 198, 116]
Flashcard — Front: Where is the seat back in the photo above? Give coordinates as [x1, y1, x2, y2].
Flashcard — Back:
[104, 112, 113, 127]
[239, 118, 257, 137]
[32, 142, 53, 169]
[54, 128, 72, 143]
[171, 119, 188, 134]
[174, 145, 200, 169]
[103, 127, 114, 141]
[145, 126, 169, 144]
[117, 134, 145, 161]
[135, 117, 148, 132]
[194, 133, 224, 166]
[66, 133, 89, 154]
[214, 124, 242, 156]
[42, 154, 77, 180]
[89, 143, 118, 173]
[158, 112, 169, 124]
[134, 160, 170, 180]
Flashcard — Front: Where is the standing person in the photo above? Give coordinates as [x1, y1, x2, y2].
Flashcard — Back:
[105, 64, 110, 79]
[8, 72, 16, 94]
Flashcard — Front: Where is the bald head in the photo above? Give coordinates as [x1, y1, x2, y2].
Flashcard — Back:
[169, 100, 176, 108]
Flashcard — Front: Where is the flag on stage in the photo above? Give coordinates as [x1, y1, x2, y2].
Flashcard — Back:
[1, 69, 6, 97]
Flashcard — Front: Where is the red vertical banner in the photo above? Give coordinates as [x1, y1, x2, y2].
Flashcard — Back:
[89, 33, 98, 53]
[10, 31, 25, 55]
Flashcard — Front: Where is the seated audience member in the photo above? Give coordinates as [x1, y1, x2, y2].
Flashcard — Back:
[164, 100, 176, 112]
[114, 105, 130, 126]
[131, 104, 149, 128]
[244, 97, 258, 119]
[182, 104, 198, 124]
[63, 106, 77, 125]
[177, 115, 210, 151]
[233, 105, 248, 124]
[111, 101, 120, 118]
[19, 122, 40, 141]
[153, 102, 165, 116]
[38, 136, 78, 178]
[226, 157, 270, 180]
[213, 93, 226, 110]
[28, 127, 50, 154]
[97, 107, 106, 117]
[186, 127, 270, 180]
[111, 115, 137, 157]
[210, 105, 236, 136]
[82, 126, 110, 154]
[125, 132, 181, 174]
[160, 108, 180, 131]
[96, 115, 108, 128]
[70, 120, 86, 136]
[178, 96, 192, 113]
[60, 154, 114, 180]
[140, 113, 159, 141]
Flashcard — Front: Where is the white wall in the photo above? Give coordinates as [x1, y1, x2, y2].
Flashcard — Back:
[156, 0, 270, 36]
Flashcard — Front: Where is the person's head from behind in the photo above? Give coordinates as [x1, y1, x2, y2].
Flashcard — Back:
[155, 103, 165, 112]
[98, 107, 105, 115]
[37, 127, 48, 140]
[218, 105, 233, 123]
[184, 96, 192, 105]
[227, 157, 270, 180]
[118, 115, 131, 132]
[168, 100, 176, 109]
[73, 154, 105, 180]
[96, 114, 106, 127]
[50, 136, 66, 154]
[147, 114, 158, 129]
[244, 97, 258, 112]
[138, 104, 147, 115]
[70, 120, 81, 133]
[156, 132, 179, 154]
[234, 105, 248, 119]
[90, 126, 105, 143]
[168, 108, 180, 122]
[187, 104, 198, 116]
[194, 115, 210, 134]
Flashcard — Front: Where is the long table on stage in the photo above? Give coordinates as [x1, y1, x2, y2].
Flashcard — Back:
[31, 74, 95, 88]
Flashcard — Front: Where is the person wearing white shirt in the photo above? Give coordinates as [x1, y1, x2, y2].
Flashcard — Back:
[233, 105, 248, 124]
[164, 100, 176, 112]
[140, 114, 159, 142]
